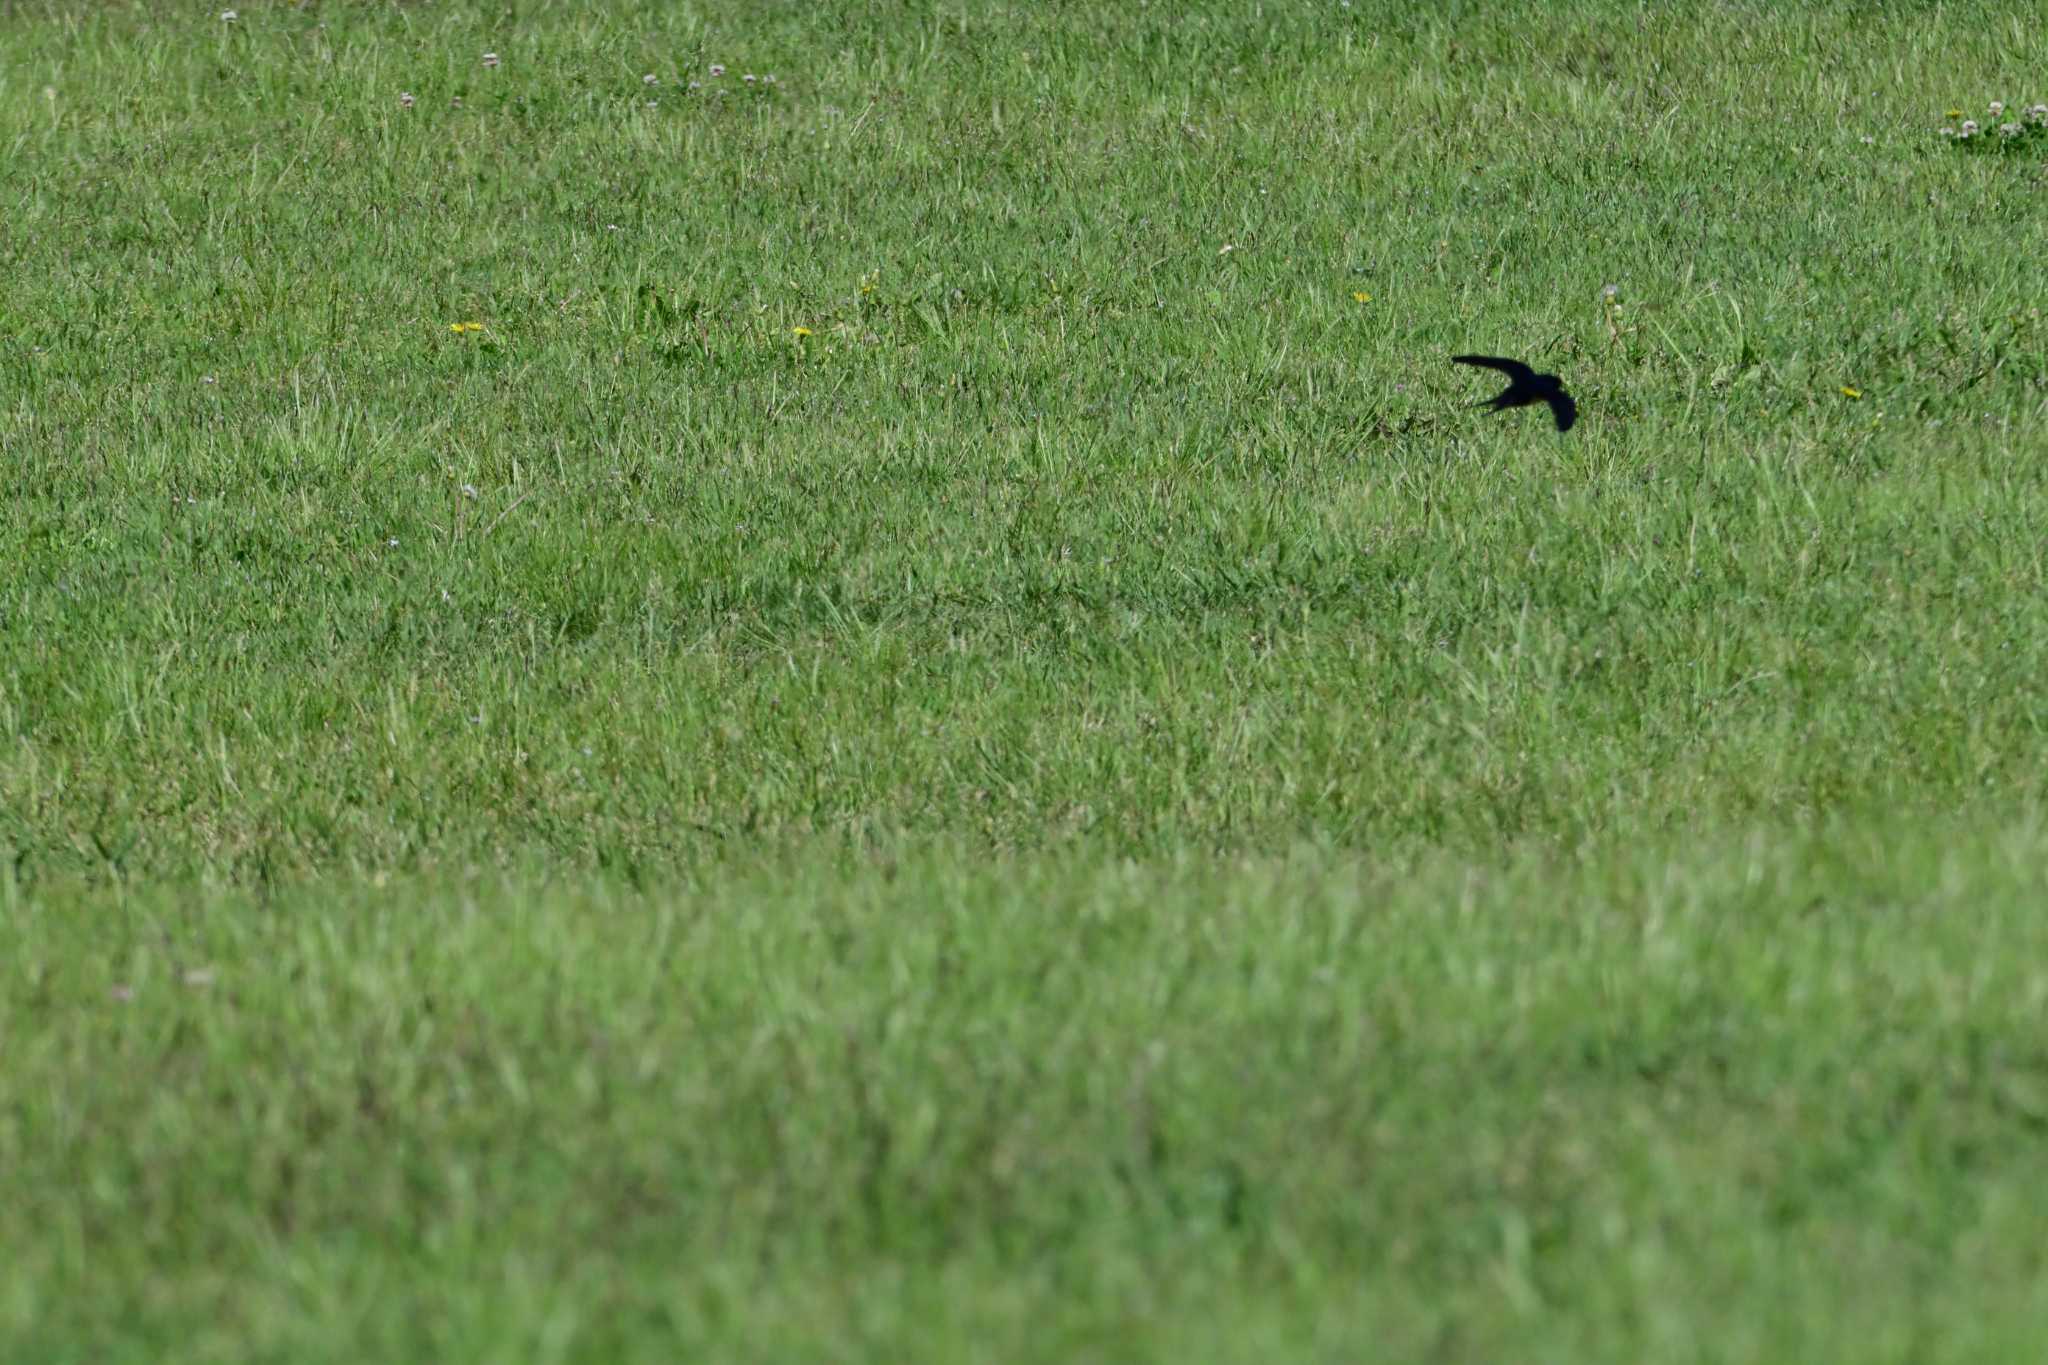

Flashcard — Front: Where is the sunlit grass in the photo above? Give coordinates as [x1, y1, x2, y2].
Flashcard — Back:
[4, 0, 2048, 1358]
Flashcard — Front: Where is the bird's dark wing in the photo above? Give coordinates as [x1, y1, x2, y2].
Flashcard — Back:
[1452, 354, 1536, 383]
[1546, 389, 1577, 432]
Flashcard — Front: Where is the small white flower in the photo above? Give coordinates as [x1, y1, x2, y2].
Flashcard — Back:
[1961, 119, 1979, 135]
[219, 9, 237, 20]
[1217, 243, 1235, 255]
[763, 74, 778, 85]
[482, 51, 500, 68]
[1939, 127, 1955, 137]
[2029, 104, 2048, 122]
[743, 73, 757, 83]
[2001, 122, 2022, 137]
[450, 96, 463, 108]
[461, 484, 479, 499]
[1988, 101, 2004, 116]
[1859, 134, 1874, 145]
[644, 73, 659, 85]
[647, 99, 658, 108]
[708, 63, 725, 77]
[687, 80, 701, 90]
[400, 91, 415, 108]
[1602, 282, 1620, 300]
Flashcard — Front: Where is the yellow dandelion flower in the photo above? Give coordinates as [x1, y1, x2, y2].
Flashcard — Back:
[792, 325, 813, 338]
[449, 321, 484, 334]
[1946, 108, 1963, 119]
[1352, 291, 1372, 303]
[1840, 386, 1862, 399]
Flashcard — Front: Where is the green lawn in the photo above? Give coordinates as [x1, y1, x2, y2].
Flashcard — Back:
[4, 1, 2048, 1358]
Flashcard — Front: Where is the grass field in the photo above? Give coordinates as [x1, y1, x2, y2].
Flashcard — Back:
[5, 0, 2048, 1358]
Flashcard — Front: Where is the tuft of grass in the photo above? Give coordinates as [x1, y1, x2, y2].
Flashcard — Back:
[5, 0, 2048, 1357]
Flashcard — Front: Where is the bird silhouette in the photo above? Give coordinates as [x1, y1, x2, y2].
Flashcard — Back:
[1451, 354, 1577, 432]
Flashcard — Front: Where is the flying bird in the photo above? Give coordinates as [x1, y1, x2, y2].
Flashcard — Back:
[1451, 354, 1577, 432]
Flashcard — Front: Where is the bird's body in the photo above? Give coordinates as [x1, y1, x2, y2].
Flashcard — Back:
[1452, 354, 1577, 432]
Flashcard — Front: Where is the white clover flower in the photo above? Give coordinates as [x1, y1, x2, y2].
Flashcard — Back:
[644, 73, 659, 85]
[1961, 119, 1979, 135]
[400, 91, 415, 108]
[1939, 127, 1955, 137]
[2001, 122, 2022, 137]
[219, 8, 237, 20]
[482, 51, 500, 68]
[2030, 104, 2048, 122]
[743, 73, 757, 83]
[1988, 101, 2004, 116]
[708, 63, 725, 77]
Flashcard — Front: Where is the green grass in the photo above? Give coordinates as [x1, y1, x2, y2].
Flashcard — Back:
[4, 0, 2048, 1357]
[13, 828, 2048, 1360]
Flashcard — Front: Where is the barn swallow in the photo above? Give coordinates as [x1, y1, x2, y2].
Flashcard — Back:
[1452, 354, 1577, 432]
